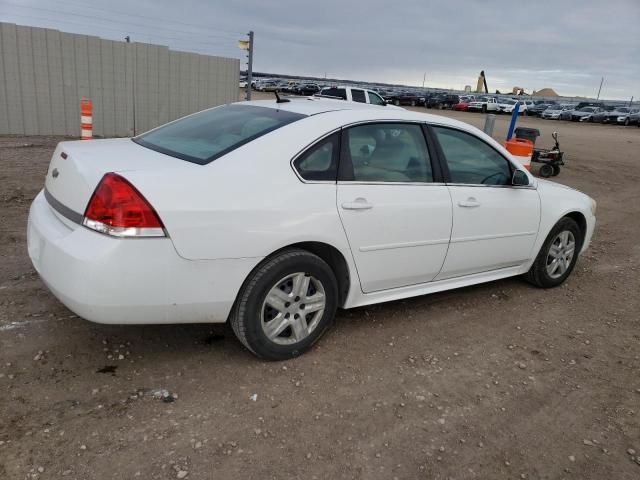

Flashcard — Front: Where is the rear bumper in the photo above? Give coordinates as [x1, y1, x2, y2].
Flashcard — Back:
[27, 191, 260, 324]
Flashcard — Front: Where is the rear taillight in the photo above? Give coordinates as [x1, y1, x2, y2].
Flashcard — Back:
[83, 173, 166, 238]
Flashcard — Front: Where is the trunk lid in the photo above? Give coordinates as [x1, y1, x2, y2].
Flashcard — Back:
[45, 138, 188, 218]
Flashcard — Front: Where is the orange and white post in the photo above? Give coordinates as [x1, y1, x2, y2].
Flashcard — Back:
[80, 98, 93, 140]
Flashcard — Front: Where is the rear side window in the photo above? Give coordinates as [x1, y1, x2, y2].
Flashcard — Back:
[351, 89, 366, 103]
[134, 105, 306, 165]
[340, 123, 433, 183]
[293, 133, 339, 181]
[321, 88, 347, 100]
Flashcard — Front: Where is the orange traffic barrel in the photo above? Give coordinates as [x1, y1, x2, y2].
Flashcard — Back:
[504, 138, 533, 170]
[80, 98, 93, 140]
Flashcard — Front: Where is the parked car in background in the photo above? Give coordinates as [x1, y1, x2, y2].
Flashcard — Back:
[627, 110, 640, 126]
[239, 79, 248, 88]
[595, 107, 639, 125]
[255, 80, 279, 92]
[561, 106, 602, 122]
[528, 102, 556, 116]
[295, 83, 321, 95]
[467, 96, 499, 113]
[386, 91, 424, 106]
[497, 99, 526, 115]
[541, 104, 573, 120]
[316, 86, 389, 106]
[426, 94, 460, 109]
[28, 98, 596, 359]
[452, 95, 475, 111]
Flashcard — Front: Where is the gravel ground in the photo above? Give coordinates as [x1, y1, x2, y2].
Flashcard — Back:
[1, 104, 639, 480]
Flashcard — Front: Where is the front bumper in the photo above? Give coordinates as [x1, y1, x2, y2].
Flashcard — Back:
[27, 191, 260, 324]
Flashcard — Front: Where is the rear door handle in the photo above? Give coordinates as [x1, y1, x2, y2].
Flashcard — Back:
[342, 198, 373, 210]
[458, 198, 480, 208]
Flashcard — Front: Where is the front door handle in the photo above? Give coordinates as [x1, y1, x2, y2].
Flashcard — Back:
[342, 198, 373, 210]
[458, 197, 480, 208]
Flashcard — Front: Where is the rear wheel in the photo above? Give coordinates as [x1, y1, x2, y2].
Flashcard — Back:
[230, 249, 338, 360]
[524, 217, 582, 288]
[624, 118, 630, 126]
[481, 105, 487, 113]
[551, 165, 561, 176]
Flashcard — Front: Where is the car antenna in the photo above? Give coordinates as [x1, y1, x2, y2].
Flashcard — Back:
[274, 91, 290, 103]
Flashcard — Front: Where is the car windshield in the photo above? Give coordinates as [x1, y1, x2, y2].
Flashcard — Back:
[579, 107, 596, 112]
[134, 105, 306, 165]
[615, 107, 630, 113]
[548, 106, 562, 111]
[502, 100, 517, 105]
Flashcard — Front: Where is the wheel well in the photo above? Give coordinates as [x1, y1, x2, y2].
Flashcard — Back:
[564, 211, 587, 247]
[283, 242, 351, 307]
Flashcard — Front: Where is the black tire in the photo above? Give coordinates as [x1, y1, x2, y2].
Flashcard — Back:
[624, 118, 630, 126]
[481, 105, 487, 113]
[524, 217, 582, 288]
[539, 164, 553, 178]
[230, 249, 338, 360]
[551, 165, 561, 176]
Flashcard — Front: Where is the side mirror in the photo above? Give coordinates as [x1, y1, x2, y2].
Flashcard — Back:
[512, 169, 530, 186]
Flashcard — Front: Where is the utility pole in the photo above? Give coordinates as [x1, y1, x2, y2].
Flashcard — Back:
[246, 31, 254, 101]
[422, 72, 426, 89]
[596, 77, 604, 100]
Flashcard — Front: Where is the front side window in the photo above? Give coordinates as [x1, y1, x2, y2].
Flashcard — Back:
[433, 127, 512, 186]
[367, 91, 386, 106]
[340, 123, 433, 183]
[134, 105, 305, 165]
[351, 89, 366, 103]
[293, 132, 339, 181]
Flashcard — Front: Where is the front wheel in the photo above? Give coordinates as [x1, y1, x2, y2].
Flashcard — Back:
[230, 249, 338, 360]
[524, 217, 582, 288]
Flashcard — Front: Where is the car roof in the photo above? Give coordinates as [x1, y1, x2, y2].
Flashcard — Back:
[238, 98, 474, 130]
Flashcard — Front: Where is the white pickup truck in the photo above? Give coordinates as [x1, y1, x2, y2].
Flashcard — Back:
[467, 96, 499, 113]
[316, 85, 388, 107]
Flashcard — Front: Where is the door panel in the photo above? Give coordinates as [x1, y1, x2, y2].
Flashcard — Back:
[337, 184, 452, 292]
[436, 186, 540, 279]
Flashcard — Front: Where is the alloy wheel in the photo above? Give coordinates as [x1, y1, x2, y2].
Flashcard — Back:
[261, 272, 326, 345]
[546, 231, 576, 279]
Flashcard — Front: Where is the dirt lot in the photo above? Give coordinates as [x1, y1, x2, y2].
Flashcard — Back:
[1, 101, 639, 480]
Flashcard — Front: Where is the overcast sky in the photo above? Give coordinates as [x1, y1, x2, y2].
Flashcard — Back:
[1, 0, 639, 99]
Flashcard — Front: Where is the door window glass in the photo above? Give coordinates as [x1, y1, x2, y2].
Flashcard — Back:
[341, 124, 433, 182]
[351, 89, 366, 103]
[433, 127, 512, 185]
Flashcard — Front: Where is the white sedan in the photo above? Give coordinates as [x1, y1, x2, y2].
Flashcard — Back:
[28, 98, 596, 360]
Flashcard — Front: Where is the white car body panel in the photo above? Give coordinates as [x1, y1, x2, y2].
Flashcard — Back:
[436, 186, 540, 279]
[27, 98, 596, 325]
[336, 183, 452, 292]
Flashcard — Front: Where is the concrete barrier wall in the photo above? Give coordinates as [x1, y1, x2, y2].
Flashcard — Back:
[0, 23, 240, 137]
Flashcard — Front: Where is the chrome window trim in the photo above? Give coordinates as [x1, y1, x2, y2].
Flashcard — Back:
[337, 181, 447, 187]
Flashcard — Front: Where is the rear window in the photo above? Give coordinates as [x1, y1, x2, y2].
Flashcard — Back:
[133, 104, 306, 165]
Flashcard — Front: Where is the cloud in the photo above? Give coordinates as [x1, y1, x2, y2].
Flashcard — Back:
[1, 0, 638, 99]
